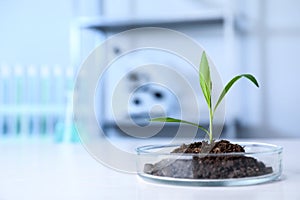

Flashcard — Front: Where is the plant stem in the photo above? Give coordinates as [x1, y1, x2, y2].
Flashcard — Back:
[209, 109, 213, 143]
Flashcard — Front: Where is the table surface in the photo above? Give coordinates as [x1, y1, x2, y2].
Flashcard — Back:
[0, 137, 299, 200]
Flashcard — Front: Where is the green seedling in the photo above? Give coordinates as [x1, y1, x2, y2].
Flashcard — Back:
[151, 51, 259, 144]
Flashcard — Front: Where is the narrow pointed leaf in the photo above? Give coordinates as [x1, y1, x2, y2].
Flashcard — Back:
[199, 51, 212, 108]
[200, 73, 211, 106]
[214, 74, 259, 112]
[150, 117, 210, 136]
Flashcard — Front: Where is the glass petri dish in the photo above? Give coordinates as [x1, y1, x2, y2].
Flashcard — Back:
[136, 142, 283, 186]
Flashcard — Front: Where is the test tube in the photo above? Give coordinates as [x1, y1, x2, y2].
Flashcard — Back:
[0, 64, 11, 136]
[27, 65, 38, 135]
[15, 65, 24, 136]
[65, 66, 79, 142]
[19, 65, 29, 137]
[53, 65, 65, 142]
[40, 64, 51, 136]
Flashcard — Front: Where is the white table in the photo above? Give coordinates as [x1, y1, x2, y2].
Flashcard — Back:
[0, 137, 299, 200]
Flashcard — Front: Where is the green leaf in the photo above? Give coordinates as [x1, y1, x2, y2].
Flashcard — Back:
[213, 74, 259, 112]
[199, 51, 212, 108]
[150, 117, 210, 136]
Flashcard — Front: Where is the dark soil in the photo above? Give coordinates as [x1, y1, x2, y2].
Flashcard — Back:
[144, 140, 273, 179]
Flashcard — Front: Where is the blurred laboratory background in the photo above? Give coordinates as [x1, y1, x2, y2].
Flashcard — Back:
[0, 0, 300, 142]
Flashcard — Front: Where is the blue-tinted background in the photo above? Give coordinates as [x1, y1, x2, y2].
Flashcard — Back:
[0, 0, 300, 141]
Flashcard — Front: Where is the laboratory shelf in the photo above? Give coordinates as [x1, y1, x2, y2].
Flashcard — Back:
[77, 11, 226, 32]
